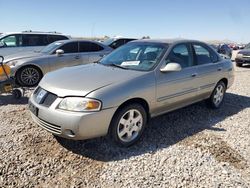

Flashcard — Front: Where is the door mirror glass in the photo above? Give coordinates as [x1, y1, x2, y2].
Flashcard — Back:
[160, 62, 182, 72]
[56, 49, 64, 56]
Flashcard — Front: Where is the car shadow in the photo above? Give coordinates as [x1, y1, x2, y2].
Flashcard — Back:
[0, 94, 29, 105]
[56, 92, 250, 162]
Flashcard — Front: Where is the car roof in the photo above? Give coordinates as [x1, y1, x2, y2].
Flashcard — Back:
[1, 31, 67, 36]
[131, 39, 205, 45]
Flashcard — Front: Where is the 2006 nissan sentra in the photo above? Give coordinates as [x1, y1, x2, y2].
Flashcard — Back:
[29, 39, 234, 146]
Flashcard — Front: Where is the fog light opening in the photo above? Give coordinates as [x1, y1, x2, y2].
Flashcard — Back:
[64, 129, 75, 138]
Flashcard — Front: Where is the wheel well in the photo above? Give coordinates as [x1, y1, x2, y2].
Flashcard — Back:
[115, 98, 150, 120]
[219, 78, 228, 88]
[15, 64, 43, 77]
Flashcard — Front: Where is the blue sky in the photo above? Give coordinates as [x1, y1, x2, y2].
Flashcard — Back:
[0, 0, 249, 43]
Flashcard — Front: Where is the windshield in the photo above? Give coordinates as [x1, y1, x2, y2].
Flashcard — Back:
[245, 43, 250, 49]
[102, 38, 116, 46]
[40, 41, 63, 54]
[100, 43, 167, 71]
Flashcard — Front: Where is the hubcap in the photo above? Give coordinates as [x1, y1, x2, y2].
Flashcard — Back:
[213, 84, 224, 106]
[117, 109, 143, 143]
[20, 67, 40, 86]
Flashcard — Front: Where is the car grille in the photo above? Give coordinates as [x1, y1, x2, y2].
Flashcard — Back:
[34, 87, 58, 107]
[33, 115, 61, 134]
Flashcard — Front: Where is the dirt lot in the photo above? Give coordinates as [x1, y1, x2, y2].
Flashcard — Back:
[0, 64, 250, 187]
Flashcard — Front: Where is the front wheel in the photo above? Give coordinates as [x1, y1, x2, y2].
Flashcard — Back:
[236, 63, 243, 67]
[110, 104, 147, 147]
[16, 66, 42, 87]
[206, 81, 226, 109]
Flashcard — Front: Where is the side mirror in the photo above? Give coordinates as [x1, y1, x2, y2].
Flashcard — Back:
[0, 56, 3, 63]
[56, 49, 64, 56]
[160, 62, 182, 72]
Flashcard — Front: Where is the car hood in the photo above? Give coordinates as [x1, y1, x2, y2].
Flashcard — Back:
[238, 49, 250, 56]
[39, 63, 145, 97]
[4, 51, 44, 63]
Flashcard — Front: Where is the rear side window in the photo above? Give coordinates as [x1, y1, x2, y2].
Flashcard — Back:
[22, 34, 48, 46]
[79, 42, 104, 52]
[59, 42, 78, 53]
[193, 44, 218, 65]
[166, 44, 192, 68]
[47, 35, 68, 43]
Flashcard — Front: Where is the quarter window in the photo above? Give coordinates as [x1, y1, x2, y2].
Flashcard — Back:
[47, 35, 68, 43]
[165, 44, 192, 68]
[193, 44, 218, 65]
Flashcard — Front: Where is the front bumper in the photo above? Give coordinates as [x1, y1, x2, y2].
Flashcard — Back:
[235, 57, 250, 64]
[29, 94, 117, 140]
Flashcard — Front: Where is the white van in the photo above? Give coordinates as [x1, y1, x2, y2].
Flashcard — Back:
[0, 31, 71, 57]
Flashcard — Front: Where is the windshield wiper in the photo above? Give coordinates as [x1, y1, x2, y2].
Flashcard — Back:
[109, 63, 128, 69]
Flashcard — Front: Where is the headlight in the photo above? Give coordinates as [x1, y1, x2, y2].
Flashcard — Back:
[236, 53, 243, 58]
[6, 60, 18, 67]
[58, 97, 102, 112]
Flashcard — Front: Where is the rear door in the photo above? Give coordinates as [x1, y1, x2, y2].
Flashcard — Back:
[49, 41, 81, 71]
[22, 34, 48, 52]
[79, 42, 107, 63]
[155, 43, 199, 114]
[192, 43, 222, 99]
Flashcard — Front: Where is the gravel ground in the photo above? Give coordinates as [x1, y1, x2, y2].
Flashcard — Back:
[0, 64, 250, 187]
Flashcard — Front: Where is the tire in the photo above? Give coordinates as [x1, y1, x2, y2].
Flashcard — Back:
[236, 63, 243, 67]
[109, 103, 147, 147]
[12, 89, 23, 99]
[16, 66, 42, 87]
[206, 81, 226, 109]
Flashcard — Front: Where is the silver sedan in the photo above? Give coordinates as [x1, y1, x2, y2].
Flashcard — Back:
[5, 40, 112, 86]
[29, 39, 234, 146]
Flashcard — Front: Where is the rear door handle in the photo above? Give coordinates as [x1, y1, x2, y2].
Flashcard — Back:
[217, 67, 222, 71]
[75, 55, 80, 59]
[191, 73, 198, 77]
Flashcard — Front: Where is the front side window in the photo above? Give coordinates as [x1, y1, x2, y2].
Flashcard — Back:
[0, 35, 21, 47]
[100, 43, 166, 71]
[193, 44, 218, 65]
[165, 44, 192, 68]
[59, 42, 78, 53]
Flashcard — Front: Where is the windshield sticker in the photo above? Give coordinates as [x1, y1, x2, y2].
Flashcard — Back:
[121, 61, 140, 66]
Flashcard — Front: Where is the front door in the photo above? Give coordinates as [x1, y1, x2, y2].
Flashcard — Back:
[155, 43, 199, 114]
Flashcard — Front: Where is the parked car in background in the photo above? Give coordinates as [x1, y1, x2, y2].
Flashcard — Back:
[235, 43, 250, 67]
[5, 40, 112, 86]
[29, 39, 234, 146]
[0, 31, 71, 57]
[210, 44, 232, 59]
[102, 36, 136, 49]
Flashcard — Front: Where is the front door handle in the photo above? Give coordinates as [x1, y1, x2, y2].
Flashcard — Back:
[191, 73, 197, 77]
[75, 55, 80, 59]
[218, 67, 222, 71]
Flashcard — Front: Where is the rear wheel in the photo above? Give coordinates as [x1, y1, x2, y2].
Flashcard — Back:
[206, 81, 226, 109]
[110, 104, 147, 147]
[16, 66, 42, 87]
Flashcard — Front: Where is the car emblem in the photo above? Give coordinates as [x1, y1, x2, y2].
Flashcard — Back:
[36, 89, 47, 104]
